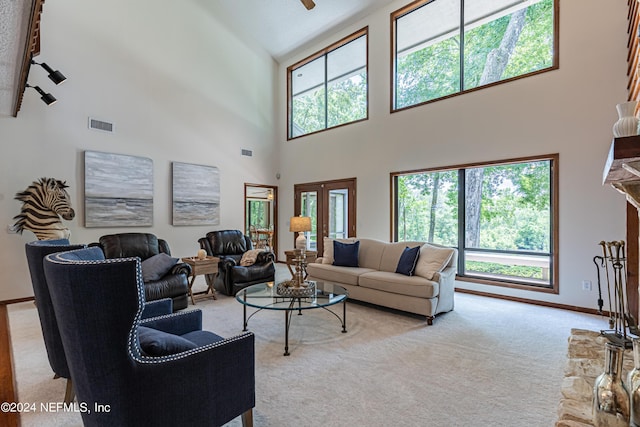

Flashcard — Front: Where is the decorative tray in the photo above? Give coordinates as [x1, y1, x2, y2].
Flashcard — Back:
[276, 280, 316, 297]
[181, 256, 218, 265]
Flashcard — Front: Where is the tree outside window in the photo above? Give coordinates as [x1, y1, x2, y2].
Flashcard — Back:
[393, 155, 557, 291]
[393, 0, 557, 110]
[288, 28, 368, 139]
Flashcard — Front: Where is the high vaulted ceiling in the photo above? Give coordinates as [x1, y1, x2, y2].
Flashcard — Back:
[203, 0, 394, 61]
[0, 0, 393, 117]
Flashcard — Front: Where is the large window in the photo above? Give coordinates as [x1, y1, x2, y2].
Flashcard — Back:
[288, 28, 368, 139]
[392, 154, 558, 292]
[392, 0, 558, 111]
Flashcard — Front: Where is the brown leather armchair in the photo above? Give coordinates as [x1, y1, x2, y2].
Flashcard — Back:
[199, 230, 275, 296]
[90, 233, 191, 310]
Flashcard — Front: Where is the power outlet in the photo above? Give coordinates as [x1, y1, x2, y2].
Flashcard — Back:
[582, 280, 592, 291]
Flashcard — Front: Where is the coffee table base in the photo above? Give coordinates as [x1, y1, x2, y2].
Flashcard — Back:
[242, 297, 347, 356]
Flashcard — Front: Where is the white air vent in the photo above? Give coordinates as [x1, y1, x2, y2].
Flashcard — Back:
[88, 117, 114, 133]
[241, 149, 253, 157]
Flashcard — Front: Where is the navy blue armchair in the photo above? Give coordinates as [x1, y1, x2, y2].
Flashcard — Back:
[25, 239, 85, 403]
[25, 240, 173, 405]
[43, 247, 255, 427]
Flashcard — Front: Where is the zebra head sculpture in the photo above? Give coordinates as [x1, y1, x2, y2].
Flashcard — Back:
[13, 178, 75, 240]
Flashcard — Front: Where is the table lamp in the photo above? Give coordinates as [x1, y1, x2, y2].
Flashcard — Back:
[290, 216, 312, 251]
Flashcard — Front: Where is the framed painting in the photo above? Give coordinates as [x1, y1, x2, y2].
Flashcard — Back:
[172, 162, 220, 226]
[84, 150, 153, 227]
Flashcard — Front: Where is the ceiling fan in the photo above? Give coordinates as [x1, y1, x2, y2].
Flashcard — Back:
[300, 0, 316, 10]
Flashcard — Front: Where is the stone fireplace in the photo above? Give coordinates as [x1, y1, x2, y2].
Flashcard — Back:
[556, 329, 635, 426]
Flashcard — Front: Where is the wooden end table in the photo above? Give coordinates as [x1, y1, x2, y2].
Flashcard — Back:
[181, 256, 220, 305]
[284, 250, 317, 279]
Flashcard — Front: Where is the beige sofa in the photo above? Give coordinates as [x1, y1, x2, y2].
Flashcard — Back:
[306, 238, 457, 325]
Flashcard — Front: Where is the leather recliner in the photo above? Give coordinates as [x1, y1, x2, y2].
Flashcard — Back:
[198, 230, 275, 296]
[90, 233, 191, 310]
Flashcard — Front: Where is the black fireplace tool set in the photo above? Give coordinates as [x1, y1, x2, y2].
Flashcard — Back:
[593, 240, 640, 349]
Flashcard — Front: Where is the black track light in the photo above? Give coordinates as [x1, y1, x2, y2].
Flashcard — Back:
[26, 84, 57, 106]
[31, 60, 67, 85]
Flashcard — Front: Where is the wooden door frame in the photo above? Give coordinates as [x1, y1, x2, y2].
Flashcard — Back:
[294, 177, 357, 256]
[244, 183, 278, 256]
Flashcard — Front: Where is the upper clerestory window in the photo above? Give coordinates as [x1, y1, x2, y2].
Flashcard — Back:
[391, 0, 558, 111]
[288, 27, 368, 140]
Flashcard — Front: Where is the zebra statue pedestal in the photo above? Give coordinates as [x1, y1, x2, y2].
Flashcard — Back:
[13, 178, 75, 240]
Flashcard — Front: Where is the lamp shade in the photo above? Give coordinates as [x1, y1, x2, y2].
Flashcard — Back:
[290, 216, 311, 232]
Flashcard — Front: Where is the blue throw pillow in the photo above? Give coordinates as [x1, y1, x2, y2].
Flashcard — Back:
[138, 326, 198, 356]
[333, 240, 360, 267]
[395, 246, 420, 276]
[141, 253, 178, 282]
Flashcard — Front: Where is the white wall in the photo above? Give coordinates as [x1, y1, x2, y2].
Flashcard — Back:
[276, 0, 630, 309]
[1, 0, 631, 311]
[0, 0, 279, 300]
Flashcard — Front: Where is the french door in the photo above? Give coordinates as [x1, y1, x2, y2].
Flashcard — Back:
[294, 178, 356, 256]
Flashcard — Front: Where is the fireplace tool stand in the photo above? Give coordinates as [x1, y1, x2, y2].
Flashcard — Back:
[595, 240, 639, 349]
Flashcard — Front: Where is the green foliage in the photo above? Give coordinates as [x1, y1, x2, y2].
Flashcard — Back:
[247, 200, 268, 229]
[466, 261, 543, 280]
[397, 171, 458, 246]
[474, 161, 551, 251]
[463, 15, 510, 89]
[396, 38, 461, 108]
[396, 0, 554, 108]
[328, 75, 367, 128]
[502, 0, 554, 79]
[396, 159, 551, 265]
[292, 73, 367, 136]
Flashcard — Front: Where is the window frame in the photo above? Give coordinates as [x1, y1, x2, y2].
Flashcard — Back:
[390, 0, 559, 113]
[390, 153, 559, 294]
[287, 27, 369, 140]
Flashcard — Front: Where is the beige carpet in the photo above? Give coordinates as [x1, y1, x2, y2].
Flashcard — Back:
[9, 266, 605, 426]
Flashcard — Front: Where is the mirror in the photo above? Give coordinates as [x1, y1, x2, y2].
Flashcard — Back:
[244, 183, 278, 257]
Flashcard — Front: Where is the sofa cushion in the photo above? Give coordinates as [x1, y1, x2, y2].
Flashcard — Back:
[306, 263, 375, 286]
[359, 271, 439, 299]
[141, 253, 179, 282]
[378, 241, 422, 272]
[414, 244, 455, 280]
[322, 237, 357, 264]
[395, 246, 420, 276]
[333, 240, 360, 267]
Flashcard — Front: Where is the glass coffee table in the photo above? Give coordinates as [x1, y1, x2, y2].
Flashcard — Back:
[236, 281, 348, 356]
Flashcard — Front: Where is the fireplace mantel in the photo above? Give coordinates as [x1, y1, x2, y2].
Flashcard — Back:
[604, 136, 640, 209]
[602, 135, 640, 320]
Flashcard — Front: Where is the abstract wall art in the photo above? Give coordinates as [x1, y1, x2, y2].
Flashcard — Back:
[84, 150, 154, 227]
[172, 162, 220, 226]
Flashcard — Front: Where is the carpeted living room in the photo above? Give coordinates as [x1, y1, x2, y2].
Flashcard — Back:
[0, 0, 636, 426]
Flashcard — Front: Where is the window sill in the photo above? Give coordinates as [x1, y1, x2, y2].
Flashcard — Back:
[455, 275, 558, 294]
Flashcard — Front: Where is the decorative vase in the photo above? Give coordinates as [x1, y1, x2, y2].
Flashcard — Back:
[612, 101, 639, 137]
[593, 342, 631, 427]
[630, 337, 640, 427]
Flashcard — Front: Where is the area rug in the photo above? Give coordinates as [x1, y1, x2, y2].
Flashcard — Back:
[8, 274, 606, 427]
